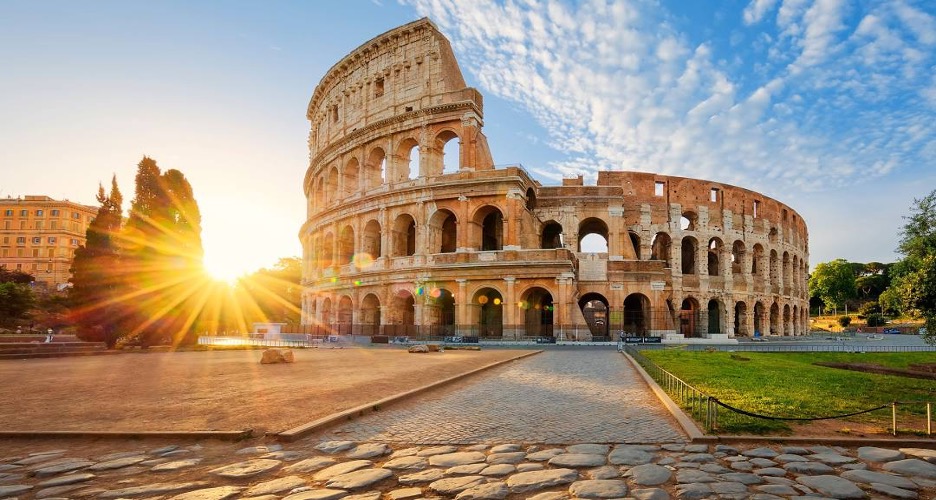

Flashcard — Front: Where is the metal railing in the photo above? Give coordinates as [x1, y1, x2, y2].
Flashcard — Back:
[630, 342, 936, 353]
[626, 346, 719, 431]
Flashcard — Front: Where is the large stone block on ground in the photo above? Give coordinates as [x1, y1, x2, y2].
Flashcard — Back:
[260, 349, 294, 364]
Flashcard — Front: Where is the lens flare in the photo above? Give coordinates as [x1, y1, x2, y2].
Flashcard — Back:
[477, 295, 489, 305]
[352, 253, 374, 270]
[493, 297, 502, 305]
[429, 288, 442, 299]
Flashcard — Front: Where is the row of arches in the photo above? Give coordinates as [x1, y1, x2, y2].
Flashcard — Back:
[303, 284, 808, 339]
[309, 131, 461, 212]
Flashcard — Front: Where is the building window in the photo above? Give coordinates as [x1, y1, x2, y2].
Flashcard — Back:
[15, 264, 21, 270]
[48, 237, 57, 244]
[71, 238, 79, 246]
[375, 77, 385, 98]
[35, 221, 43, 230]
[710, 188, 719, 202]
[2, 237, 7, 244]
[73, 212, 80, 219]
[753, 200, 760, 218]
[654, 181, 665, 197]
[36, 209, 44, 217]
[51, 220, 57, 229]
[47, 248, 54, 258]
[1, 249, 7, 257]
[331, 105, 339, 123]
[51, 209, 60, 216]
[32, 249, 39, 257]
[16, 237, 25, 244]
[4, 209, 11, 216]
[32, 237, 41, 244]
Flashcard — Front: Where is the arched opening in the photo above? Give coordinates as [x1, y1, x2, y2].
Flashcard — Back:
[337, 295, 353, 335]
[321, 298, 332, 328]
[472, 287, 503, 338]
[393, 138, 419, 182]
[681, 236, 698, 274]
[708, 238, 722, 276]
[342, 157, 359, 198]
[428, 209, 457, 254]
[769, 226, 779, 243]
[364, 147, 386, 190]
[707, 299, 722, 334]
[623, 293, 651, 336]
[361, 293, 381, 336]
[525, 188, 537, 210]
[651, 232, 672, 267]
[681, 211, 697, 231]
[731, 240, 745, 275]
[752, 244, 764, 277]
[578, 218, 609, 253]
[541, 221, 563, 249]
[338, 225, 355, 265]
[783, 304, 792, 336]
[474, 206, 504, 251]
[427, 288, 456, 336]
[408, 144, 420, 179]
[629, 231, 641, 260]
[782, 251, 791, 290]
[770, 302, 781, 336]
[362, 220, 381, 263]
[326, 166, 339, 206]
[387, 290, 416, 337]
[314, 178, 325, 211]
[680, 297, 700, 337]
[754, 301, 765, 336]
[392, 214, 417, 257]
[521, 287, 554, 337]
[438, 130, 460, 175]
[769, 250, 779, 288]
[734, 301, 749, 336]
[321, 232, 334, 269]
[578, 293, 610, 340]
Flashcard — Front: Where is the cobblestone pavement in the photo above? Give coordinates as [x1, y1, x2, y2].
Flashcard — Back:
[3, 439, 936, 499]
[319, 349, 687, 445]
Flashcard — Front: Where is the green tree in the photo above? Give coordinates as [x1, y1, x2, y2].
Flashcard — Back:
[69, 177, 126, 347]
[885, 189, 936, 344]
[808, 259, 857, 315]
[898, 190, 936, 263]
[898, 254, 936, 342]
[0, 277, 35, 326]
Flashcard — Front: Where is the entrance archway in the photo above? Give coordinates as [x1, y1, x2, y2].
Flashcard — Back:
[623, 293, 650, 336]
[521, 287, 554, 337]
[472, 287, 503, 338]
[707, 299, 722, 334]
[361, 293, 381, 336]
[680, 297, 699, 337]
[427, 288, 456, 337]
[734, 301, 748, 336]
[578, 293, 610, 340]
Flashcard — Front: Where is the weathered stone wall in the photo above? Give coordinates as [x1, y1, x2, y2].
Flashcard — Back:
[300, 18, 810, 339]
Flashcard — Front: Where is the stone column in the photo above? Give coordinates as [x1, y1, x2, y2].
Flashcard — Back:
[504, 277, 517, 338]
[456, 279, 469, 335]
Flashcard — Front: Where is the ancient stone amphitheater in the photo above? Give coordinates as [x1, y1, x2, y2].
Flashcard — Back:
[300, 18, 809, 341]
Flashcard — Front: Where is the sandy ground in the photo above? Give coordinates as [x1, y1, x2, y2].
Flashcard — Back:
[0, 347, 534, 435]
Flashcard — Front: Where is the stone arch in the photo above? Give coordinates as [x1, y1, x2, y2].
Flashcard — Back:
[327, 165, 339, 206]
[427, 288, 456, 335]
[388, 290, 416, 335]
[783, 303, 792, 336]
[541, 221, 563, 249]
[473, 205, 504, 251]
[342, 157, 360, 198]
[321, 232, 335, 269]
[770, 302, 781, 336]
[754, 301, 766, 336]
[769, 226, 779, 244]
[360, 293, 381, 336]
[436, 129, 460, 175]
[680, 297, 700, 337]
[707, 298, 723, 334]
[338, 225, 355, 265]
[680, 211, 698, 231]
[681, 236, 698, 274]
[579, 292, 610, 339]
[321, 297, 333, 325]
[629, 231, 641, 260]
[393, 137, 420, 182]
[651, 232, 672, 267]
[428, 209, 457, 254]
[392, 213, 417, 257]
[769, 249, 780, 289]
[315, 177, 325, 211]
[472, 287, 503, 337]
[752, 244, 765, 278]
[364, 146, 386, 190]
[521, 286, 554, 337]
[525, 188, 537, 211]
[708, 237, 723, 276]
[734, 301, 749, 336]
[731, 240, 745, 274]
[623, 293, 651, 336]
[362, 219, 382, 262]
[337, 295, 353, 332]
[782, 251, 791, 291]
[578, 218, 609, 252]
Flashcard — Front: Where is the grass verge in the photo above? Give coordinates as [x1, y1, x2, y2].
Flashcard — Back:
[642, 349, 936, 435]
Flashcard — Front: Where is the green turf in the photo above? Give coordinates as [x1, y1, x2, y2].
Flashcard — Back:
[639, 349, 936, 434]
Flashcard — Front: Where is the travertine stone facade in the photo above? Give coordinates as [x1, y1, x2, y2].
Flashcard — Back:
[300, 19, 809, 340]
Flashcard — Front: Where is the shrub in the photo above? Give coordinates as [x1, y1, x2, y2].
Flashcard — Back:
[838, 316, 853, 328]
[866, 314, 886, 327]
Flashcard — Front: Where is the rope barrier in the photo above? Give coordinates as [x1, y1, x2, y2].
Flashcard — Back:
[711, 398, 893, 421]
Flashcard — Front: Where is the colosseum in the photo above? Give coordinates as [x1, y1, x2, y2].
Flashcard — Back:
[300, 18, 809, 341]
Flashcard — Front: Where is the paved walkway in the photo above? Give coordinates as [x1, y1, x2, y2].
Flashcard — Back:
[319, 348, 687, 444]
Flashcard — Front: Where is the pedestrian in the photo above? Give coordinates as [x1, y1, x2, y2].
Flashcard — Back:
[45, 328, 54, 343]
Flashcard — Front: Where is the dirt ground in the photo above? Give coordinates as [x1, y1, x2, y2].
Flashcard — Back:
[0, 347, 534, 435]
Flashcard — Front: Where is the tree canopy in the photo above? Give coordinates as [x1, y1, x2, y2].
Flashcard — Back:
[808, 258, 856, 314]
[891, 189, 936, 343]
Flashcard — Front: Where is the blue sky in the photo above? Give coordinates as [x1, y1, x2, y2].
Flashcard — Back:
[1, 1, 934, 279]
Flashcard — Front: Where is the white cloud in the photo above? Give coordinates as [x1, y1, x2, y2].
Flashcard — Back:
[405, 0, 935, 200]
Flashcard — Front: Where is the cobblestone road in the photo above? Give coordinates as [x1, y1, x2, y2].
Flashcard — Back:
[320, 348, 687, 445]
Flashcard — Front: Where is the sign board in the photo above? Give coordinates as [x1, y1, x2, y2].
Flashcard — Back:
[623, 336, 663, 343]
[650, 281, 666, 291]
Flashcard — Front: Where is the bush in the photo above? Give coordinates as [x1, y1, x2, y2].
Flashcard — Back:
[838, 316, 852, 328]
[866, 314, 886, 327]
[857, 302, 882, 319]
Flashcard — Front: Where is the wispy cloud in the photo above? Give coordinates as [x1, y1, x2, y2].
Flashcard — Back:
[405, 0, 935, 198]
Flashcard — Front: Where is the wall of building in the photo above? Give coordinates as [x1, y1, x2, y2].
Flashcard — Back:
[300, 19, 810, 339]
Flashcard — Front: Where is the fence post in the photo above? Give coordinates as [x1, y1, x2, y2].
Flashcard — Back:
[928, 403, 932, 436]
[892, 402, 897, 436]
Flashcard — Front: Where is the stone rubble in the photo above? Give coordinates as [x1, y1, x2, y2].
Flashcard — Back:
[0, 441, 934, 499]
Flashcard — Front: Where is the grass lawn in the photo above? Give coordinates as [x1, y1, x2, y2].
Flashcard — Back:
[641, 349, 936, 434]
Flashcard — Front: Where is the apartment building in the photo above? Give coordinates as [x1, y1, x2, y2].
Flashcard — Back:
[0, 195, 98, 290]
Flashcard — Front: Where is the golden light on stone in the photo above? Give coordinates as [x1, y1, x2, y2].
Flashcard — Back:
[352, 253, 374, 270]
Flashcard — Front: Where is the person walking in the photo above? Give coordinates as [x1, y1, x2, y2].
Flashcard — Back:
[45, 328, 54, 343]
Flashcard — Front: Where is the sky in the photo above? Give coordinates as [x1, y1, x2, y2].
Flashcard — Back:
[1, 0, 934, 280]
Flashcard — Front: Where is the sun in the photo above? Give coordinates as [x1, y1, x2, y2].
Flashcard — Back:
[203, 256, 249, 285]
